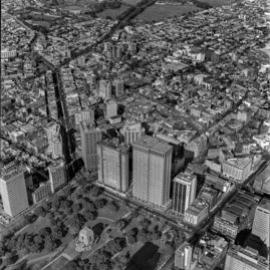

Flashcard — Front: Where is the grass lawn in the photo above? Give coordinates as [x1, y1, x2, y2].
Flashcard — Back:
[134, 3, 201, 22]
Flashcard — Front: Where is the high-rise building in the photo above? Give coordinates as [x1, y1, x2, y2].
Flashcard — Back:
[48, 160, 66, 193]
[105, 99, 118, 119]
[174, 242, 193, 270]
[121, 122, 145, 145]
[252, 198, 270, 248]
[0, 163, 29, 217]
[99, 79, 112, 100]
[114, 78, 124, 97]
[224, 245, 269, 270]
[75, 109, 95, 127]
[32, 181, 52, 204]
[45, 122, 63, 159]
[172, 171, 197, 215]
[97, 139, 130, 193]
[132, 136, 172, 208]
[80, 124, 102, 172]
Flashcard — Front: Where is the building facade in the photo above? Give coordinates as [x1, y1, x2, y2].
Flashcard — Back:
[132, 136, 172, 208]
[252, 198, 270, 248]
[48, 160, 66, 193]
[32, 181, 52, 204]
[97, 141, 130, 193]
[121, 122, 145, 145]
[80, 125, 102, 172]
[224, 245, 269, 270]
[222, 157, 252, 183]
[0, 163, 29, 217]
[172, 171, 197, 215]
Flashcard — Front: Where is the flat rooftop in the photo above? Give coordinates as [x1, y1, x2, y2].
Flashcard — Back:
[132, 135, 172, 155]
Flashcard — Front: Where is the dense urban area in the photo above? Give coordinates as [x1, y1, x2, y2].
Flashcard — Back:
[0, 0, 270, 269]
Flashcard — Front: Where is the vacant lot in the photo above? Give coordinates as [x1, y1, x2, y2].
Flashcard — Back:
[134, 3, 201, 22]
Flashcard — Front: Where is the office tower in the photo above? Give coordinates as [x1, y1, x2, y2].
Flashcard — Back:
[32, 181, 51, 204]
[105, 99, 118, 119]
[99, 79, 112, 100]
[45, 122, 63, 159]
[104, 42, 113, 58]
[121, 122, 145, 145]
[48, 160, 66, 193]
[128, 42, 137, 54]
[75, 109, 95, 127]
[80, 124, 102, 172]
[224, 245, 269, 270]
[172, 171, 197, 215]
[175, 242, 193, 270]
[132, 136, 172, 208]
[114, 78, 124, 97]
[116, 44, 122, 59]
[252, 198, 270, 247]
[0, 162, 29, 217]
[97, 140, 130, 193]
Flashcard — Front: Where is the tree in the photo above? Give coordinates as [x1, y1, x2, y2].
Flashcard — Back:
[35, 206, 47, 217]
[33, 235, 44, 252]
[72, 203, 82, 213]
[5, 251, 18, 265]
[139, 218, 151, 229]
[95, 198, 107, 209]
[83, 209, 97, 221]
[39, 227, 52, 238]
[107, 200, 119, 212]
[127, 234, 137, 245]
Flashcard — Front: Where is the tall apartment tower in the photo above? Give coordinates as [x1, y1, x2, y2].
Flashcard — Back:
[48, 160, 66, 193]
[99, 79, 112, 100]
[45, 122, 63, 159]
[252, 198, 270, 248]
[80, 124, 102, 172]
[121, 122, 145, 145]
[75, 109, 95, 127]
[174, 242, 193, 270]
[132, 136, 172, 208]
[114, 78, 124, 97]
[172, 171, 197, 215]
[0, 163, 29, 217]
[224, 245, 269, 270]
[97, 140, 130, 193]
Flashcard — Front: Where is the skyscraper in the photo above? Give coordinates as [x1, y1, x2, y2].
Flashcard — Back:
[48, 160, 66, 193]
[80, 124, 102, 172]
[132, 136, 172, 208]
[114, 78, 124, 97]
[97, 139, 130, 193]
[172, 171, 197, 215]
[99, 79, 112, 100]
[121, 122, 145, 145]
[45, 122, 63, 159]
[105, 99, 118, 120]
[174, 242, 193, 270]
[224, 245, 269, 270]
[75, 109, 95, 127]
[252, 198, 270, 247]
[0, 162, 29, 217]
